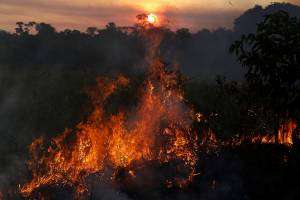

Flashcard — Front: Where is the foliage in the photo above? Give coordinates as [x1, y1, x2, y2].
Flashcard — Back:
[231, 11, 300, 119]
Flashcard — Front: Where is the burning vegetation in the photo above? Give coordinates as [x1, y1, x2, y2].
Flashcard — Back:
[0, 10, 296, 200]
[20, 26, 199, 199]
[199, 119, 297, 149]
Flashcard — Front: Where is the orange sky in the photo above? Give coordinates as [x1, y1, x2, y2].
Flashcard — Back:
[0, 0, 299, 32]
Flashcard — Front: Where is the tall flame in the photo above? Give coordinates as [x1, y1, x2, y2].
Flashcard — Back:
[20, 28, 199, 199]
[19, 25, 299, 199]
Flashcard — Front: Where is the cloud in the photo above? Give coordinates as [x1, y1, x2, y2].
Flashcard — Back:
[163, 9, 242, 30]
[1, 0, 299, 32]
[0, 0, 139, 31]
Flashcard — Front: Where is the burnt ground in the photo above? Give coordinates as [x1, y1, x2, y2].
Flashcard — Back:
[5, 143, 300, 200]
[115, 143, 300, 200]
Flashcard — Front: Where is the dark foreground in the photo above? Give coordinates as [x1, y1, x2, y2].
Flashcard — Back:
[5, 143, 300, 200]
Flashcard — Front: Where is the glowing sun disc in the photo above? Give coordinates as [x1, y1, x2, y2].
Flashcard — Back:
[147, 13, 157, 24]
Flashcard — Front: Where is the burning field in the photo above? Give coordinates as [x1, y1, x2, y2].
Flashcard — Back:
[0, 11, 299, 200]
[18, 25, 200, 199]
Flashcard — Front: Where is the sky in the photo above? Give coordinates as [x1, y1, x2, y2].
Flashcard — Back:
[0, 0, 299, 32]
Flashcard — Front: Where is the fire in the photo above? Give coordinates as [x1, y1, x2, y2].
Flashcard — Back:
[18, 18, 299, 199]
[20, 29, 199, 199]
[251, 120, 297, 146]
[147, 13, 157, 24]
[200, 119, 297, 148]
[20, 67, 298, 198]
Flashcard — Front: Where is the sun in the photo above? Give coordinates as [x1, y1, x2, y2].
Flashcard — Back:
[147, 13, 157, 24]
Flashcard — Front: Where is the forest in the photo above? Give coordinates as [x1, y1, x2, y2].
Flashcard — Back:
[0, 2, 299, 200]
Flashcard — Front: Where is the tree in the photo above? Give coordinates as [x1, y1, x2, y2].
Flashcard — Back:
[35, 23, 56, 35]
[15, 21, 37, 35]
[86, 27, 97, 36]
[230, 11, 300, 142]
[15, 22, 25, 35]
[176, 28, 191, 41]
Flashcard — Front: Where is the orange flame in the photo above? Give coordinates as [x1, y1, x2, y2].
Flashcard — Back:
[20, 24, 298, 199]
[21, 51, 199, 198]
[250, 120, 297, 146]
[200, 119, 297, 148]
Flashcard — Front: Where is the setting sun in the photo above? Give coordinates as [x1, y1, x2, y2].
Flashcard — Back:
[147, 13, 157, 24]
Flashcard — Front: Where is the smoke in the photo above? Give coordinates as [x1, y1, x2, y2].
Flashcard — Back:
[174, 28, 244, 81]
[0, 2, 299, 199]
[86, 179, 133, 200]
[0, 69, 31, 191]
[0, 66, 92, 198]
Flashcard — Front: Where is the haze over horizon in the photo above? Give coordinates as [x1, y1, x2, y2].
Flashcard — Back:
[1, 0, 299, 32]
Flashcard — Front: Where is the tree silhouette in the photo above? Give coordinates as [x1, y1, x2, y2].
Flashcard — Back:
[86, 27, 97, 36]
[230, 11, 300, 142]
[35, 23, 56, 35]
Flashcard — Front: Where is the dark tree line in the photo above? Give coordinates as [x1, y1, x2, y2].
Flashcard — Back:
[0, 7, 299, 150]
[0, 3, 300, 200]
[231, 11, 300, 141]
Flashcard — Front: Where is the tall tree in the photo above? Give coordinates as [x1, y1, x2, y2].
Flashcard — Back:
[230, 11, 300, 142]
